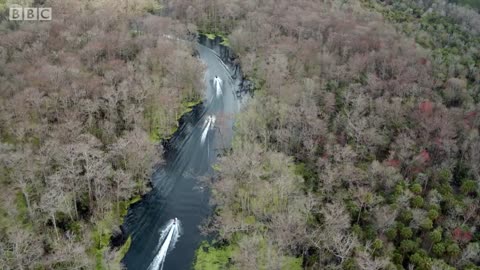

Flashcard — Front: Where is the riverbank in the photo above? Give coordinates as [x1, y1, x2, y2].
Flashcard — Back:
[105, 72, 207, 270]
[120, 32, 250, 269]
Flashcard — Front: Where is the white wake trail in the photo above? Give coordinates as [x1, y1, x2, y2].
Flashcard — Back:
[211, 115, 216, 127]
[201, 116, 212, 144]
[147, 219, 181, 270]
[214, 77, 223, 97]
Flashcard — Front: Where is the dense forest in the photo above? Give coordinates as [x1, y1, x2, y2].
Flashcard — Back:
[0, 0, 479, 269]
[162, 0, 479, 269]
[0, 0, 203, 268]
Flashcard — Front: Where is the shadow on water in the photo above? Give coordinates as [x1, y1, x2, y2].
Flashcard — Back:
[121, 36, 250, 270]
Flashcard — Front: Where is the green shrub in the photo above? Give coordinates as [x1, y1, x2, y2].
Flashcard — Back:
[399, 210, 413, 224]
[364, 225, 377, 241]
[429, 228, 442, 243]
[352, 224, 363, 238]
[194, 241, 234, 270]
[400, 239, 418, 253]
[427, 209, 439, 221]
[294, 163, 317, 189]
[411, 196, 424, 208]
[282, 256, 302, 270]
[394, 184, 404, 195]
[410, 183, 422, 194]
[392, 251, 403, 264]
[342, 258, 356, 270]
[373, 239, 383, 250]
[438, 169, 452, 183]
[410, 252, 433, 270]
[400, 227, 413, 239]
[386, 227, 398, 241]
[446, 243, 460, 257]
[460, 180, 477, 195]
[420, 218, 433, 230]
[438, 183, 454, 196]
[432, 243, 445, 256]
[464, 264, 480, 270]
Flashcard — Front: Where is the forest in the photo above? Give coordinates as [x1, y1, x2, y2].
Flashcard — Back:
[0, 0, 479, 269]
[0, 0, 203, 268]
[172, 0, 478, 269]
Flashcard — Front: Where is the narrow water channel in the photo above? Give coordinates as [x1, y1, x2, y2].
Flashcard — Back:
[122, 38, 247, 270]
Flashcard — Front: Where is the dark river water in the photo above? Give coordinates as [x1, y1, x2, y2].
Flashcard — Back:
[122, 39, 246, 270]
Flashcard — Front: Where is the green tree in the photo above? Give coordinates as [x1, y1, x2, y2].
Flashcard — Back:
[399, 210, 413, 224]
[432, 243, 445, 256]
[411, 196, 424, 208]
[446, 243, 460, 257]
[429, 228, 442, 243]
[410, 183, 422, 194]
[386, 228, 397, 241]
[400, 227, 413, 239]
[410, 252, 428, 268]
[373, 239, 383, 251]
[400, 240, 418, 253]
[460, 180, 477, 195]
[427, 209, 439, 221]
[420, 218, 433, 230]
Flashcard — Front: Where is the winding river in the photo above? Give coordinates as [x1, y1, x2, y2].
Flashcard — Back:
[122, 38, 247, 270]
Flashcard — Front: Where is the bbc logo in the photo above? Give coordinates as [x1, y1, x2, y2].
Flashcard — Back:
[9, 5, 52, 21]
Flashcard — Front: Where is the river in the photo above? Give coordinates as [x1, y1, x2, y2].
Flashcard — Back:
[122, 37, 248, 270]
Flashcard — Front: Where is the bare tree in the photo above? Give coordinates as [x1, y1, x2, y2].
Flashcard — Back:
[355, 250, 390, 270]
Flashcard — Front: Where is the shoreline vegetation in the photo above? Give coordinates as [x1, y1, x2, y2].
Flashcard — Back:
[201, 32, 231, 47]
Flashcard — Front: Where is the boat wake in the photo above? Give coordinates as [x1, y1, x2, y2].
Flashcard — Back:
[147, 218, 181, 270]
[214, 76, 223, 97]
[200, 115, 216, 144]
